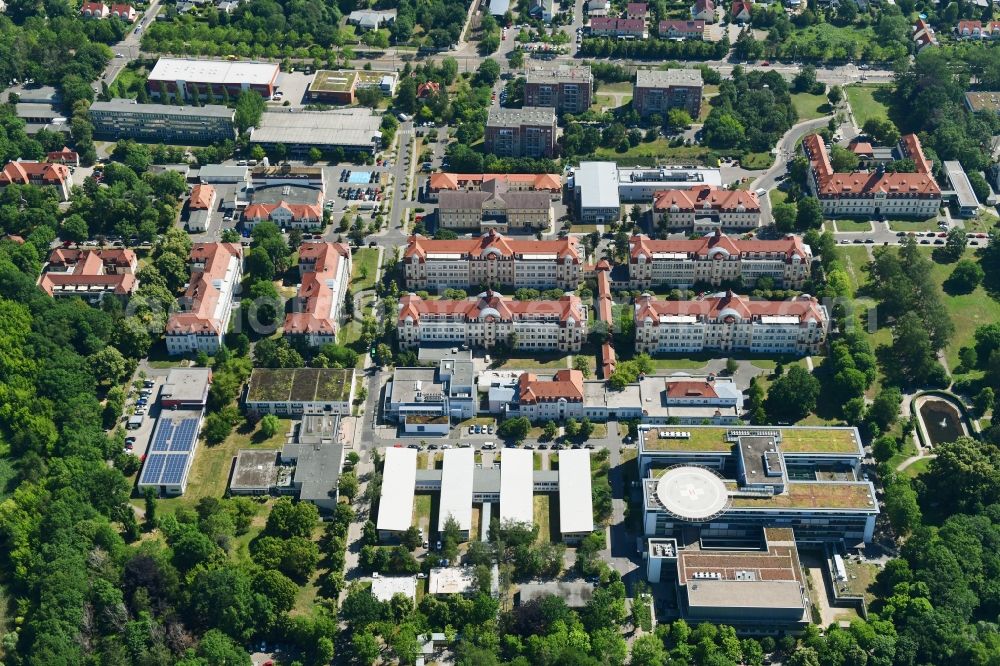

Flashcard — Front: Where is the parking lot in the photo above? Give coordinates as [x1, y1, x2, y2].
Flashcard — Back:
[122, 375, 164, 459]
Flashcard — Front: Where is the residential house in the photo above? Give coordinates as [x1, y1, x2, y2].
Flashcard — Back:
[912, 18, 938, 50]
[243, 200, 323, 230]
[0, 160, 72, 200]
[589, 17, 648, 38]
[417, 82, 441, 99]
[346, 9, 397, 30]
[731, 0, 752, 22]
[47, 147, 79, 166]
[658, 19, 706, 39]
[691, 0, 715, 21]
[626, 2, 648, 19]
[523, 65, 593, 114]
[187, 184, 216, 233]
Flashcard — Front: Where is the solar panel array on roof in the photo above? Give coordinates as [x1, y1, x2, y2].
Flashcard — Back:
[140, 453, 166, 485]
[170, 418, 198, 452]
[151, 421, 174, 452]
[161, 454, 187, 485]
[138, 413, 202, 489]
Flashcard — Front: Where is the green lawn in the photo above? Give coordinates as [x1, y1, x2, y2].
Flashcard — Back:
[351, 248, 380, 292]
[741, 152, 774, 170]
[791, 92, 831, 121]
[413, 493, 434, 535]
[533, 494, 552, 544]
[593, 139, 714, 164]
[769, 189, 788, 207]
[838, 246, 872, 292]
[497, 355, 569, 370]
[596, 81, 633, 94]
[592, 93, 631, 111]
[901, 456, 933, 479]
[845, 84, 892, 127]
[110, 64, 149, 99]
[834, 219, 873, 232]
[922, 248, 1000, 375]
[887, 217, 941, 232]
[962, 210, 999, 234]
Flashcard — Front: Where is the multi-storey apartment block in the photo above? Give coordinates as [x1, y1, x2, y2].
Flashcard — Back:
[424, 172, 562, 202]
[283, 242, 352, 346]
[165, 243, 243, 356]
[437, 190, 553, 233]
[633, 68, 703, 119]
[484, 107, 558, 158]
[634, 291, 828, 356]
[802, 133, 941, 218]
[37, 248, 138, 303]
[523, 66, 593, 115]
[397, 291, 586, 352]
[89, 100, 237, 143]
[403, 231, 583, 291]
[628, 231, 812, 289]
[638, 425, 877, 546]
[651, 186, 761, 231]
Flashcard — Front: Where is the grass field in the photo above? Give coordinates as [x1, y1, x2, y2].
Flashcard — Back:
[791, 92, 831, 121]
[838, 245, 872, 292]
[351, 248, 380, 291]
[110, 65, 149, 99]
[843, 560, 880, 603]
[770, 189, 788, 207]
[845, 84, 892, 127]
[413, 493, 434, 535]
[593, 139, 714, 164]
[498, 355, 569, 370]
[834, 219, 873, 232]
[901, 456, 933, 478]
[596, 81, 633, 93]
[963, 210, 1000, 234]
[922, 248, 1000, 374]
[887, 217, 941, 232]
[156, 419, 291, 514]
[741, 152, 774, 170]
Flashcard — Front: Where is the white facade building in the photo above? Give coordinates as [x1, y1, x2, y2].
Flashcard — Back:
[165, 243, 242, 356]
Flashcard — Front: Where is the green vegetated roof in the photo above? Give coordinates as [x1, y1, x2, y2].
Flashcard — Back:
[643, 426, 859, 454]
[727, 482, 876, 511]
[248, 368, 353, 402]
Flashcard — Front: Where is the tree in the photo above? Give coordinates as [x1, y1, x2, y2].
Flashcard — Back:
[631, 634, 668, 666]
[61, 214, 90, 243]
[476, 58, 501, 87]
[401, 525, 422, 551]
[579, 417, 595, 439]
[143, 487, 157, 530]
[945, 259, 984, 294]
[975, 387, 995, 416]
[793, 64, 818, 93]
[89, 347, 132, 386]
[944, 226, 970, 262]
[339, 471, 359, 501]
[233, 90, 265, 133]
[266, 497, 319, 538]
[969, 171, 991, 203]
[573, 355, 592, 378]
[772, 201, 797, 233]
[543, 421, 558, 440]
[765, 366, 820, 422]
[827, 85, 843, 106]
[564, 417, 580, 438]
[259, 414, 281, 438]
[868, 387, 902, 431]
[497, 416, 530, 442]
[796, 196, 824, 230]
[830, 145, 861, 172]
[203, 411, 236, 444]
[884, 479, 922, 535]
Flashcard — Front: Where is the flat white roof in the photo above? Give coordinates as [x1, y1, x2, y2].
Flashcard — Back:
[377, 447, 418, 533]
[439, 448, 474, 532]
[149, 58, 279, 86]
[576, 161, 620, 210]
[500, 449, 534, 526]
[558, 449, 594, 534]
[371, 576, 417, 601]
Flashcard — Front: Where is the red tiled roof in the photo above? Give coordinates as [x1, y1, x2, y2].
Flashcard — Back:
[398, 290, 584, 325]
[517, 369, 584, 404]
[958, 20, 981, 32]
[47, 147, 79, 162]
[591, 16, 646, 32]
[731, 0, 751, 15]
[284, 242, 351, 336]
[166, 243, 242, 336]
[417, 82, 440, 98]
[427, 172, 562, 193]
[601, 342, 617, 379]
[693, 0, 714, 13]
[189, 184, 215, 210]
[627, 2, 648, 15]
[848, 141, 873, 156]
[651, 186, 760, 214]
[80, 1, 107, 12]
[666, 380, 719, 399]
[404, 230, 580, 262]
[635, 291, 826, 325]
[244, 201, 322, 221]
[0, 160, 70, 186]
[629, 231, 808, 262]
[38, 248, 138, 297]
[803, 133, 940, 197]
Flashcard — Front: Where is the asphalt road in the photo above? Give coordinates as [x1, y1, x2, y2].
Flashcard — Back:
[96, 0, 163, 92]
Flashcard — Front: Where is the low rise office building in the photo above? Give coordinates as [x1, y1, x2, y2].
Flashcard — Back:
[802, 133, 941, 218]
[37, 248, 138, 303]
[307, 69, 399, 104]
[147, 57, 280, 100]
[628, 231, 812, 289]
[89, 100, 237, 143]
[403, 231, 583, 291]
[573, 161, 621, 224]
[634, 291, 828, 356]
[638, 425, 877, 546]
[384, 358, 477, 433]
[283, 242, 352, 345]
[524, 66, 593, 114]
[245, 368, 357, 416]
[485, 107, 558, 158]
[397, 291, 586, 352]
[652, 186, 761, 232]
[250, 109, 382, 156]
[633, 68, 703, 119]
[165, 243, 242, 356]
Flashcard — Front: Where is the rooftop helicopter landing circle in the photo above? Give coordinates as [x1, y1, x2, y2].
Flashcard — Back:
[656, 465, 731, 521]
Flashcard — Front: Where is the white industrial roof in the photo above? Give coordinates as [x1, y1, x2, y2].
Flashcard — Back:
[377, 447, 418, 533]
[250, 109, 382, 149]
[438, 448, 474, 532]
[371, 576, 417, 602]
[149, 58, 279, 86]
[577, 161, 620, 210]
[558, 450, 594, 534]
[499, 449, 534, 526]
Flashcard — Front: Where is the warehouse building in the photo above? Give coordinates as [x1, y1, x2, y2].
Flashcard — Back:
[377, 446, 419, 539]
[249, 109, 383, 156]
[89, 99, 236, 143]
[573, 161, 621, 224]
